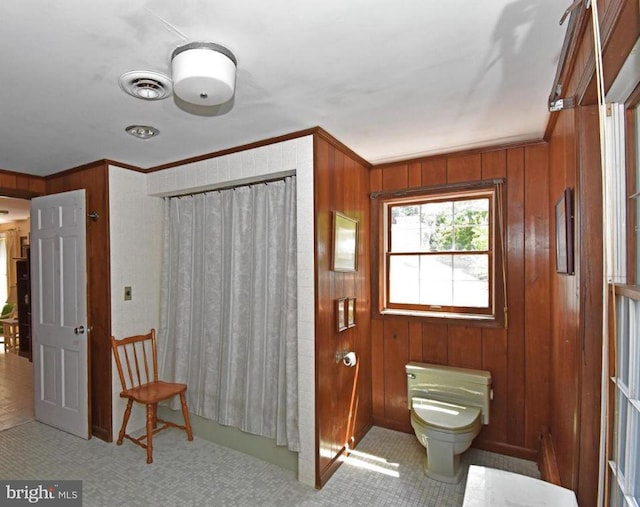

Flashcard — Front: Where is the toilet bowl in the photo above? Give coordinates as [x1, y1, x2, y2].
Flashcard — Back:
[406, 362, 492, 484]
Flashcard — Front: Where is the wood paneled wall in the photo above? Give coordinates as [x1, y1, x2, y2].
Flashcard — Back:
[314, 132, 372, 487]
[369, 144, 550, 459]
[46, 162, 112, 441]
[548, 107, 581, 491]
[0, 169, 46, 198]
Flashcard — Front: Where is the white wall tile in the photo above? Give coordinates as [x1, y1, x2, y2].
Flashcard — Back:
[139, 136, 316, 486]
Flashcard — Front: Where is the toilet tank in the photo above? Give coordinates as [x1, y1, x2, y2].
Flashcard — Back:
[406, 362, 492, 425]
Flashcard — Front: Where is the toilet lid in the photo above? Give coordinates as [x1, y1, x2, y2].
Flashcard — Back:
[412, 397, 481, 430]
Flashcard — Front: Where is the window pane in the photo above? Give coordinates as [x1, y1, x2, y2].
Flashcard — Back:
[389, 254, 488, 308]
[389, 255, 421, 304]
[452, 255, 489, 307]
[390, 205, 422, 252]
[453, 198, 489, 251]
[617, 296, 630, 389]
[618, 391, 628, 478]
[631, 407, 640, 500]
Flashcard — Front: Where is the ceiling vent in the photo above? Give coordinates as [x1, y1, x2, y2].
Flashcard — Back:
[118, 71, 172, 100]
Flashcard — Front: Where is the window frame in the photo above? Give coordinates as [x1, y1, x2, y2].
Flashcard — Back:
[371, 181, 505, 327]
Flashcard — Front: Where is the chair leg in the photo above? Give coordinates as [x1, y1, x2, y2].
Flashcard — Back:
[117, 399, 133, 445]
[179, 392, 193, 441]
[152, 404, 158, 430]
[146, 404, 154, 464]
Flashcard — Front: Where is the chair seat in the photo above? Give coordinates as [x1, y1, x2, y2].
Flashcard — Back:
[121, 381, 187, 404]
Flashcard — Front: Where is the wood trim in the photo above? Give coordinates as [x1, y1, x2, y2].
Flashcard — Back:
[43, 159, 143, 181]
[473, 439, 538, 462]
[577, 0, 639, 105]
[314, 128, 372, 168]
[626, 105, 637, 284]
[545, 5, 590, 141]
[373, 140, 546, 171]
[0, 187, 44, 199]
[539, 431, 562, 485]
[613, 283, 640, 300]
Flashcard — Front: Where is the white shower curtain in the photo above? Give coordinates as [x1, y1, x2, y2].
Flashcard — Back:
[158, 176, 299, 451]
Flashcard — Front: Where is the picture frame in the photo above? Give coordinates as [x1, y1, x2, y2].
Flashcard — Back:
[336, 298, 348, 332]
[332, 211, 359, 272]
[555, 187, 574, 275]
[347, 298, 356, 328]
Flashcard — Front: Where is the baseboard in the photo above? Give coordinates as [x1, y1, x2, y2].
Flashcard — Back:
[373, 416, 539, 462]
[372, 415, 413, 434]
[472, 439, 538, 461]
[539, 431, 562, 485]
[157, 407, 298, 473]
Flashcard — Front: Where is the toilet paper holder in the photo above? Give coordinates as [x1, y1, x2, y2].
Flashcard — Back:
[335, 347, 357, 367]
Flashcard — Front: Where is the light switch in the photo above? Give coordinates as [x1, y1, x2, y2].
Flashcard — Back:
[124, 286, 132, 301]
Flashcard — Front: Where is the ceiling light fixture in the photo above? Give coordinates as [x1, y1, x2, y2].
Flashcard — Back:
[171, 42, 237, 106]
[125, 125, 160, 139]
[119, 71, 172, 100]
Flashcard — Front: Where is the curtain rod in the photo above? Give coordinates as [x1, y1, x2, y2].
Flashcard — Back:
[168, 172, 295, 199]
[370, 178, 505, 200]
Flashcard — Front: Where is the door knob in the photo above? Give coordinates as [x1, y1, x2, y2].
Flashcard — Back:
[74, 325, 85, 335]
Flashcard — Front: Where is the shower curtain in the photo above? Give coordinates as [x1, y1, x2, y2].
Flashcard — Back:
[158, 176, 299, 451]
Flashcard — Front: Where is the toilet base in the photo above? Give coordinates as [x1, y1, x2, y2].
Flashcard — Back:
[423, 454, 465, 484]
[421, 435, 468, 484]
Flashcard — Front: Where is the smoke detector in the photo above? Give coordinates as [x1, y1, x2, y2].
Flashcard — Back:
[119, 71, 172, 100]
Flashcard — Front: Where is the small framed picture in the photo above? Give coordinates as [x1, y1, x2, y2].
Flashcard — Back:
[555, 187, 574, 275]
[347, 298, 356, 328]
[332, 212, 359, 272]
[336, 298, 347, 332]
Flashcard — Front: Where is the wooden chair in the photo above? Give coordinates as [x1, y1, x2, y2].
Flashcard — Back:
[110, 329, 193, 463]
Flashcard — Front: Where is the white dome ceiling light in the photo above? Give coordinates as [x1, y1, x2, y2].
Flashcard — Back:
[118, 71, 172, 100]
[171, 42, 237, 106]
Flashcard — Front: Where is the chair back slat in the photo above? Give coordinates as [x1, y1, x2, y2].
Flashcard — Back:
[110, 330, 159, 391]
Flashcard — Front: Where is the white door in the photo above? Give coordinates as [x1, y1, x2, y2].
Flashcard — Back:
[31, 189, 89, 439]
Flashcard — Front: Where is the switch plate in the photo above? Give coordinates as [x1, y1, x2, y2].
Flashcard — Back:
[124, 286, 132, 301]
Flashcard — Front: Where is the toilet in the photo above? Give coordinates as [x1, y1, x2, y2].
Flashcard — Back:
[406, 361, 492, 484]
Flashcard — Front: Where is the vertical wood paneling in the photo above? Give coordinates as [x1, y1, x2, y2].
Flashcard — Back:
[576, 105, 603, 506]
[408, 161, 422, 188]
[422, 324, 448, 365]
[421, 159, 447, 186]
[382, 163, 408, 191]
[447, 154, 482, 183]
[447, 327, 482, 369]
[523, 143, 551, 451]
[480, 149, 508, 444]
[314, 134, 372, 487]
[371, 141, 550, 458]
[506, 148, 526, 448]
[371, 319, 385, 420]
[382, 319, 410, 424]
[408, 321, 423, 362]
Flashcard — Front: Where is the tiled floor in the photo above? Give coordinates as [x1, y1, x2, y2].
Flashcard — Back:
[0, 348, 541, 506]
[0, 421, 539, 506]
[0, 347, 34, 431]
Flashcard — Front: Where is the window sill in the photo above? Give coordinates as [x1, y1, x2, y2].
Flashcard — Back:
[377, 308, 504, 328]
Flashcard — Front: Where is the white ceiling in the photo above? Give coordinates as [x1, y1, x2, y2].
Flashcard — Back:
[0, 197, 30, 224]
[0, 1, 567, 176]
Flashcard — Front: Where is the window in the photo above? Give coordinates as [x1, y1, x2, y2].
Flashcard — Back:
[375, 183, 505, 324]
